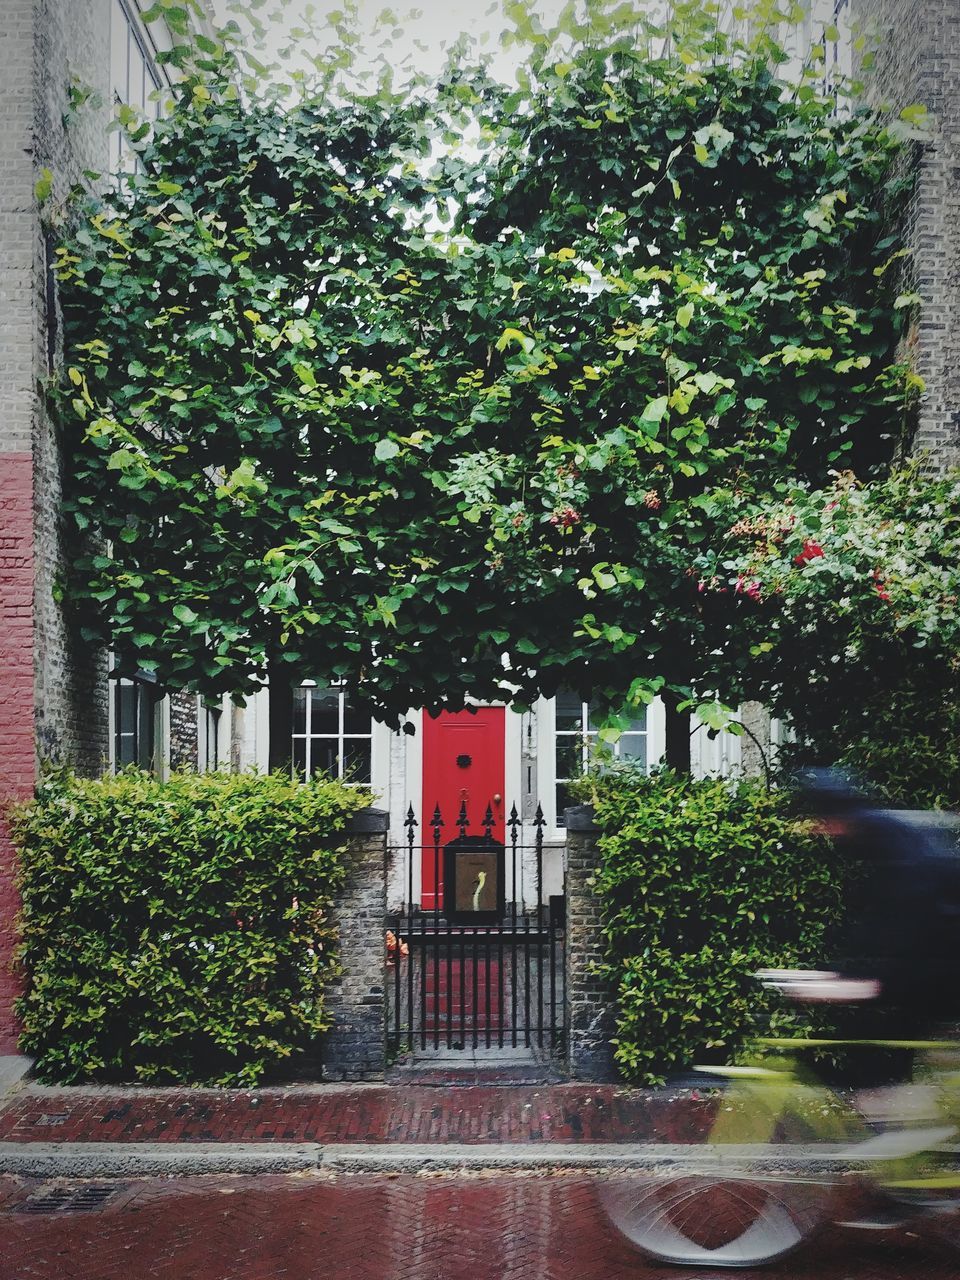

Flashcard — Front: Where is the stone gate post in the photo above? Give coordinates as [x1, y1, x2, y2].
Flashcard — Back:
[564, 805, 617, 1082]
[319, 807, 388, 1081]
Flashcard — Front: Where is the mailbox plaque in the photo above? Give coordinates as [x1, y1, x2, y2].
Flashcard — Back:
[443, 836, 505, 924]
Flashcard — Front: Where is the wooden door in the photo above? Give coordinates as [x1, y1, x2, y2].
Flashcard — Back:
[421, 707, 505, 910]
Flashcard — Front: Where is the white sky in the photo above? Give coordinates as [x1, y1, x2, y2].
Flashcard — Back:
[212, 0, 578, 86]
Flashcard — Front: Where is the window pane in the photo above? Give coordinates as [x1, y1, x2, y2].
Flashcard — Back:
[117, 681, 136, 736]
[556, 782, 575, 826]
[292, 737, 307, 782]
[310, 739, 339, 778]
[618, 734, 647, 767]
[555, 739, 582, 781]
[555, 690, 583, 731]
[137, 687, 156, 770]
[309, 687, 339, 735]
[587, 705, 647, 732]
[292, 686, 307, 735]
[343, 738, 372, 783]
[115, 681, 138, 767]
[342, 695, 370, 736]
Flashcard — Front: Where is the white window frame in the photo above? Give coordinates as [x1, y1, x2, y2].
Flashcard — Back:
[108, 671, 169, 778]
[110, 0, 170, 174]
[536, 694, 665, 839]
[197, 694, 230, 772]
[292, 681, 375, 785]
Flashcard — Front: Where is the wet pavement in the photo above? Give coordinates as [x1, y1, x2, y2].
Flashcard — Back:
[1, 1170, 959, 1279]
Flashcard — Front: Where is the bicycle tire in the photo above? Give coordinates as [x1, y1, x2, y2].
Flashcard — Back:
[600, 1170, 833, 1268]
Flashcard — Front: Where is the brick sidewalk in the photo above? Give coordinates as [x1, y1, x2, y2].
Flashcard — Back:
[0, 1170, 955, 1280]
[0, 1083, 713, 1145]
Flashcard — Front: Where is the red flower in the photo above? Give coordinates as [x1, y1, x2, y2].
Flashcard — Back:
[550, 506, 581, 528]
[872, 568, 892, 603]
[793, 539, 824, 566]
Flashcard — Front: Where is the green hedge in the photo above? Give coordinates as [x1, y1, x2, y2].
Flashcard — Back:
[582, 768, 846, 1085]
[12, 769, 368, 1085]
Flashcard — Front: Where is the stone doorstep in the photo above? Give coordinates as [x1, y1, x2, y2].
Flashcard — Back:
[0, 1058, 31, 1100]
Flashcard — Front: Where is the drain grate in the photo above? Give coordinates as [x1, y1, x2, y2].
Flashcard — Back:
[14, 1184, 122, 1214]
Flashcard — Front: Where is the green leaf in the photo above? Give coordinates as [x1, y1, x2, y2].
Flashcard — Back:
[640, 396, 669, 424]
[374, 438, 400, 462]
[35, 167, 54, 204]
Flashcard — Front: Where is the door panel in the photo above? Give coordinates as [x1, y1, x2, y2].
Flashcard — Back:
[421, 707, 505, 910]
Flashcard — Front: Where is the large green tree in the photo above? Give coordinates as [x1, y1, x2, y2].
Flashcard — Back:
[55, 0, 922, 758]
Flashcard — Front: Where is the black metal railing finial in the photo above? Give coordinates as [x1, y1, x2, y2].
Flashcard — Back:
[482, 802, 494, 838]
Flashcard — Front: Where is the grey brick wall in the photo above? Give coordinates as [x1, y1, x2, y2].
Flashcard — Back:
[0, 0, 113, 778]
[168, 691, 199, 772]
[855, 0, 960, 467]
[319, 808, 388, 1081]
[33, 0, 112, 774]
[564, 805, 617, 1082]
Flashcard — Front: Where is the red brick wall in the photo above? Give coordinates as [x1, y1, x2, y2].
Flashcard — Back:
[0, 452, 34, 1051]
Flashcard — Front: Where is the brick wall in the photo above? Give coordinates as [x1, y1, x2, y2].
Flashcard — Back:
[0, 0, 39, 1055]
[0, 0, 113, 1050]
[31, 0, 111, 775]
[0, 456, 34, 1051]
[319, 809, 388, 1081]
[855, 0, 960, 465]
[564, 806, 617, 1082]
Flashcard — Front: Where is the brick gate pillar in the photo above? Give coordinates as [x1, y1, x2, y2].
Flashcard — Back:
[564, 805, 617, 1082]
[0, 455, 33, 1054]
[319, 807, 388, 1081]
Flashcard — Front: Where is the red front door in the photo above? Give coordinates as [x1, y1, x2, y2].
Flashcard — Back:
[421, 707, 505, 910]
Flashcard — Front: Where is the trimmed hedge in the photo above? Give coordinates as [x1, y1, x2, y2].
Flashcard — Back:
[582, 768, 846, 1085]
[12, 769, 368, 1085]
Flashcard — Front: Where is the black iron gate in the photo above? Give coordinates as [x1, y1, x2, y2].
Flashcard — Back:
[386, 803, 566, 1059]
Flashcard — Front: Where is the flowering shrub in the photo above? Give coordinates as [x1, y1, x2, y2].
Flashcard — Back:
[12, 770, 368, 1085]
[690, 466, 960, 790]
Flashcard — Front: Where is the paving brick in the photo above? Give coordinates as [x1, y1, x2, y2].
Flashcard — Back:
[0, 1170, 956, 1280]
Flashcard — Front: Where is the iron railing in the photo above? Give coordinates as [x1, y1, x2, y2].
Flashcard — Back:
[385, 802, 565, 1057]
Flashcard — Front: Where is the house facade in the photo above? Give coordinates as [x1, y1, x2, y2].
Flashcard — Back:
[1, 0, 958, 1055]
[0, 0, 214, 1053]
